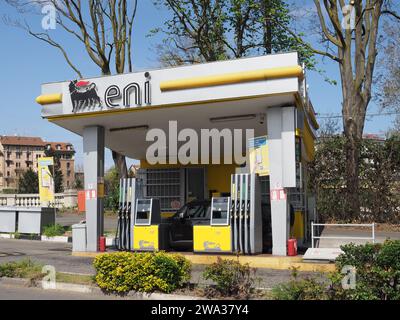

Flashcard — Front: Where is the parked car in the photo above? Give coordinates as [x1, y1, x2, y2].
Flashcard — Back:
[166, 200, 211, 251]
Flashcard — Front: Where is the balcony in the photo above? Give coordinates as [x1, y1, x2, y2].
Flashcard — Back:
[5, 159, 14, 164]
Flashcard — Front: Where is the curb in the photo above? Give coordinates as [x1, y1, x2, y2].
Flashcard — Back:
[0, 277, 204, 300]
[72, 251, 336, 273]
[0, 234, 15, 239]
[41, 236, 71, 243]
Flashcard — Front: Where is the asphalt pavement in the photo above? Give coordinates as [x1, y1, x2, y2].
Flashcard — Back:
[56, 213, 117, 233]
[0, 238, 95, 274]
[0, 238, 323, 290]
[0, 283, 130, 300]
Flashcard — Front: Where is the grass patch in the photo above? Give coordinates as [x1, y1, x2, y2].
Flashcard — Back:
[0, 259, 43, 280]
[0, 260, 95, 286]
[42, 224, 66, 237]
[56, 272, 95, 285]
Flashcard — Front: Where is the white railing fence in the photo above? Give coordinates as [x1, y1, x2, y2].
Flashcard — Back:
[311, 222, 375, 248]
[0, 190, 77, 208]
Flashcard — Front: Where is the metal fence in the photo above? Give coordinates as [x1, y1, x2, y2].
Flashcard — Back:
[311, 222, 376, 248]
[137, 169, 184, 212]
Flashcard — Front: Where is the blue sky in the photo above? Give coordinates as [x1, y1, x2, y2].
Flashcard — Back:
[0, 0, 396, 170]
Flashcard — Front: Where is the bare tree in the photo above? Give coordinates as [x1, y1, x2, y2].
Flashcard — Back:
[5, 0, 139, 178]
[376, 21, 400, 129]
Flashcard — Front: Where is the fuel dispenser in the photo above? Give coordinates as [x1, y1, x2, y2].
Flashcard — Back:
[133, 198, 168, 251]
[194, 197, 232, 253]
[194, 173, 263, 255]
[116, 178, 143, 251]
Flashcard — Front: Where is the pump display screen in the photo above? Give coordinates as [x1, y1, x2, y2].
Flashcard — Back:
[135, 199, 152, 225]
[211, 197, 230, 226]
[137, 211, 149, 220]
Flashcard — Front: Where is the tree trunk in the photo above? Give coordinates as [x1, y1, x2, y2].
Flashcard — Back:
[343, 128, 361, 220]
[342, 92, 365, 220]
[112, 150, 128, 178]
[262, 0, 272, 54]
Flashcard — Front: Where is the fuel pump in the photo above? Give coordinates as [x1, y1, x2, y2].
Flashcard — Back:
[231, 173, 262, 254]
[133, 198, 168, 251]
[194, 173, 262, 255]
[115, 178, 142, 251]
[194, 197, 232, 253]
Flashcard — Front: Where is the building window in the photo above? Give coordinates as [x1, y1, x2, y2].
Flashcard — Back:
[7, 171, 10, 177]
[67, 162, 70, 169]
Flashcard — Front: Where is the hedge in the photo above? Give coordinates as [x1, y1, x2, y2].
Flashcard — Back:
[93, 252, 191, 294]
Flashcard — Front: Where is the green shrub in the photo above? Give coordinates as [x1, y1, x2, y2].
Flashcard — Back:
[93, 252, 191, 294]
[331, 240, 400, 300]
[43, 224, 65, 237]
[0, 259, 42, 279]
[271, 270, 329, 300]
[271, 240, 400, 300]
[12, 232, 21, 239]
[1, 189, 17, 194]
[202, 257, 256, 298]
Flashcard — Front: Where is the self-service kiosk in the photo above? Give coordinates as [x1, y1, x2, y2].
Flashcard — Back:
[194, 173, 263, 255]
[194, 197, 232, 253]
[133, 198, 168, 251]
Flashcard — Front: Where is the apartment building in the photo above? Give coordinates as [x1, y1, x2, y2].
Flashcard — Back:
[45, 142, 75, 190]
[0, 136, 46, 190]
[0, 136, 75, 191]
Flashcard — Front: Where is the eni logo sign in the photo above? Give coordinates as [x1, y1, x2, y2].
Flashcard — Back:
[69, 72, 151, 114]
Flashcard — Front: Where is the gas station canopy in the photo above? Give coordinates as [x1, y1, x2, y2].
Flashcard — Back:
[37, 52, 318, 161]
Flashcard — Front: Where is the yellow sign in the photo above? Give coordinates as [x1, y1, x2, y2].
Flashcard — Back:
[193, 225, 232, 252]
[249, 136, 269, 176]
[38, 157, 55, 206]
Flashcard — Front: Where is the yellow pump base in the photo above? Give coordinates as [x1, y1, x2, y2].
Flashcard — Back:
[193, 225, 232, 253]
[133, 225, 159, 251]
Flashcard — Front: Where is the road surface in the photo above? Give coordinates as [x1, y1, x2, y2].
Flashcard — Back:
[0, 238, 321, 289]
[0, 283, 130, 300]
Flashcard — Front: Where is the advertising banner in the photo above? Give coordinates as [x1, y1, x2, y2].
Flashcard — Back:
[249, 136, 269, 176]
[38, 157, 55, 207]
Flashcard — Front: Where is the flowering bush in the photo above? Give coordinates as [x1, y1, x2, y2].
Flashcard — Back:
[93, 252, 191, 293]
